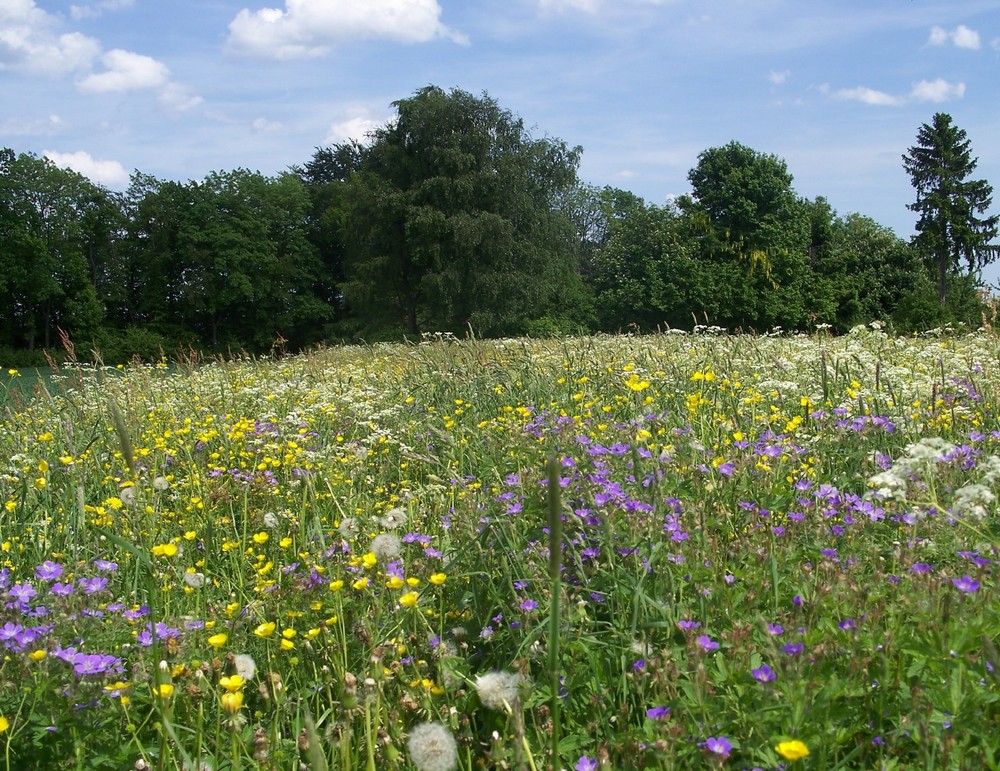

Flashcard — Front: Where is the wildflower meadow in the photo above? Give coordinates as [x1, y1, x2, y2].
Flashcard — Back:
[1, 325, 999, 770]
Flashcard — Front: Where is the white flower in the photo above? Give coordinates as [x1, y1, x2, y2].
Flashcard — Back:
[406, 722, 457, 771]
[182, 572, 206, 589]
[380, 507, 407, 530]
[952, 483, 995, 521]
[370, 533, 402, 562]
[262, 511, 280, 529]
[233, 654, 257, 681]
[868, 470, 908, 502]
[475, 670, 524, 710]
[152, 476, 170, 491]
[338, 517, 358, 539]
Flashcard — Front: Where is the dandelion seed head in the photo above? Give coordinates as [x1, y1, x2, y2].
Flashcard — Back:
[406, 722, 458, 771]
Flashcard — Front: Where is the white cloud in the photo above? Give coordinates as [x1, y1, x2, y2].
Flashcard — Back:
[832, 86, 904, 107]
[0, 0, 102, 76]
[252, 117, 284, 132]
[226, 0, 466, 60]
[910, 78, 965, 103]
[539, 0, 600, 12]
[43, 149, 129, 187]
[77, 48, 170, 93]
[768, 70, 790, 85]
[324, 110, 389, 144]
[0, 113, 66, 136]
[158, 83, 203, 113]
[928, 24, 980, 49]
[70, 0, 134, 20]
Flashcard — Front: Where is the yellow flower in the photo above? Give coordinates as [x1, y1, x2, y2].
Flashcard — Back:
[328, 579, 344, 592]
[219, 674, 244, 692]
[279, 537, 293, 548]
[398, 591, 419, 608]
[279, 638, 295, 651]
[352, 577, 369, 590]
[254, 621, 276, 638]
[361, 552, 378, 569]
[207, 633, 228, 648]
[153, 683, 174, 698]
[429, 572, 447, 586]
[0, 715, 8, 732]
[33, 477, 47, 490]
[775, 740, 810, 761]
[221, 691, 244, 713]
[252, 531, 268, 544]
[385, 576, 405, 590]
[28, 649, 47, 661]
[151, 542, 178, 557]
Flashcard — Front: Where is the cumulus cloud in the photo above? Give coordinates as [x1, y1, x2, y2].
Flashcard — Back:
[910, 78, 965, 103]
[70, 0, 134, 20]
[829, 78, 965, 107]
[226, 0, 466, 59]
[768, 70, 790, 85]
[324, 111, 387, 144]
[0, 1, 102, 76]
[158, 82, 204, 113]
[77, 48, 170, 93]
[43, 149, 130, 187]
[832, 86, 904, 107]
[928, 24, 980, 49]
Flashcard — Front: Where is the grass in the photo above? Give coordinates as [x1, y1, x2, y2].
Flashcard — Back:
[1, 325, 999, 770]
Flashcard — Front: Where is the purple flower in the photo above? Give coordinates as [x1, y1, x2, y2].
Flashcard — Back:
[677, 620, 701, 631]
[575, 757, 598, 771]
[911, 562, 934, 574]
[696, 635, 719, 652]
[9, 583, 36, 604]
[646, 705, 670, 720]
[78, 577, 108, 595]
[767, 623, 784, 636]
[782, 642, 805, 656]
[93, 559, 118, 572]
[519, 599, 538, 612]
[952, 575, 980, 593]
[702, 736, 732, 757]
[752, 664, 777, 683]
[35, 561, 63, 581]
[633, 659, 646, 671]
[50, 582, 75, 597]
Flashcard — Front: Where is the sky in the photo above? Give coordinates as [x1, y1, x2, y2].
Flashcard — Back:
[3, 0, 1000, 285]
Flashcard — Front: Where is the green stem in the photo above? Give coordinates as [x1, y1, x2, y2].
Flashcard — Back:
[546, 455, 562, 768]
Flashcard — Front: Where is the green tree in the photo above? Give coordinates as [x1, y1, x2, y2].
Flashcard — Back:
[902, 113, 999, 305]
[338, 86, 585, 337]
[678, 142, 820, 329]
[0, 149, 107, 350]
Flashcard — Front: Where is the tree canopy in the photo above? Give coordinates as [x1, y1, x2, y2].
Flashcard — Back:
[902, 112, 999, 304]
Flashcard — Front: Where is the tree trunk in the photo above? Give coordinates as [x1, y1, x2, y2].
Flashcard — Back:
[938, 251, 947, 306]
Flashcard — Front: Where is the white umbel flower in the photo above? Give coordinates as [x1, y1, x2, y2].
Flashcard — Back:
[406, 722, 457, 771]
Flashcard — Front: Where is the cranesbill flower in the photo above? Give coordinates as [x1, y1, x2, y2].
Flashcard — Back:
[752, 664, 777, 683]
[696, 635, 719, 652]
[35, 561, 63, 581]
[646, 705, 670, 719]
[702, 736, 732, 757]
[952, 575, 980, 593]
[575, 757, 598, 771]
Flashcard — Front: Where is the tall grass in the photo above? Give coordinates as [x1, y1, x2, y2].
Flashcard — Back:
[0, 326, 998, 769]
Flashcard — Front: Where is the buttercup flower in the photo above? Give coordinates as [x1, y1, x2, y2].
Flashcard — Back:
[776, 739, 810, 760]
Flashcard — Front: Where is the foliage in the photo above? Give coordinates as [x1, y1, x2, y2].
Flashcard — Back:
[902, 113, 999, 305]
[335, 86, 586, 337]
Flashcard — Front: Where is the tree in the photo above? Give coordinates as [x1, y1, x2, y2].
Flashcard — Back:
[902, 113, 998, 305]
[336, 86, 584, 337]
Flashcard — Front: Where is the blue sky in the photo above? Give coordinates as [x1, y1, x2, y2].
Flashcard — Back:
[3, 0, 1000, 283]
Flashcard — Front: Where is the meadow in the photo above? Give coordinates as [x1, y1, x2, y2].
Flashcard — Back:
[1, 325, 999, 770]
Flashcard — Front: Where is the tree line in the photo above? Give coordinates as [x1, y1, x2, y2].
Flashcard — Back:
[1, 86, 996, 363]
